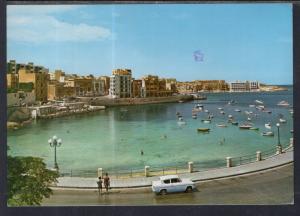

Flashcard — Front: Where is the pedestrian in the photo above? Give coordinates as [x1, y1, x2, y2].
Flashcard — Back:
[97, 176, 103, 195]
[103, 173, 110, 193]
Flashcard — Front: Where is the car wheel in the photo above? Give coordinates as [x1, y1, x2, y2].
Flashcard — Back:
[160, 189, 167, 195]
[186, 186, 193, 193]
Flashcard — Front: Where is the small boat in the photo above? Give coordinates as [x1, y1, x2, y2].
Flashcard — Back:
[255, 100, 264, 104]
[277, 100, 289, 106]
[201, 119, 211, 123]
[247, 117, 252, 121]
[289, 109, 293, 115]
[234, 109, 241, 112]
[178, 121, 187, 125]
[245, 111, 251, 115]
[218, 107, 223, 110]
[265, 123, 272, 129]
[231, 121, 239, 126]
[192, 114, 197, 119]
[196, 104, 204, 108]
[262, 110, 272, 114]
[249, 104, 255, 108]
[178, 100, 184, 103]
[279, 118, 287, 123]
[217, 123, 227, 127]
[228, 115, 233, 118]
[220, 111, 225, 115]
[204, 109, 209, 113]
[228, 100, 235, 105]
[250, 127, 259, 130]
[256, 105, 265, 110]
[262, 131, 274, 136]
[239, 124, 252, 129]
[197, 128, 210, 132]
[290, 130, 294, 133]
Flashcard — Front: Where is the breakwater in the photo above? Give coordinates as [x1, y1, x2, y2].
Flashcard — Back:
[80, 95, 194, 107]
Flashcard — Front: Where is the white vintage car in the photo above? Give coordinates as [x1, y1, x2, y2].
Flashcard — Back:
[151, 175, 195, 195]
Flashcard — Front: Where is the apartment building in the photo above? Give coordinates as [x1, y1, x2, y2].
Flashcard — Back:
[109, 69, 132, 98]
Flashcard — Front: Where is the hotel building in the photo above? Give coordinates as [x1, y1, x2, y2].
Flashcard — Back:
[109, 69, 132, 98]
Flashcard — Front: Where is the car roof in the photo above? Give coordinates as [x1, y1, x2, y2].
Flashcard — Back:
[159, 175, 179, 181]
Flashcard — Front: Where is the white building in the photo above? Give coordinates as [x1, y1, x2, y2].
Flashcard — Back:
[229, 81, 260, 92]
[93, 78, 105, 96]
[109, 69, 132, 98]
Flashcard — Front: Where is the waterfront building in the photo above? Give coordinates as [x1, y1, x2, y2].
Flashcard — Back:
[109, 69, 132, 98]
[7, 60, 49, 74]
[54, 70, 66, 83]
[229, 81, 260, 92]
[93, 78, 105, 96]
[18, 68, 49, 102]
[7, 91, 36, 107]
[176, 80, 228, 93]
[7, 73, 18, 89]
[47, 82, 76, 101]
[132, 79, 142, 98]
[166, 78, 177, 93]
[99, 76, 110, 95]
[65, 77, 93, 96]
[141, 75, 159, 97]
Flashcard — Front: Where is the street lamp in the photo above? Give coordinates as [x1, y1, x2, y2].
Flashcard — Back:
[48, 135, 62, 169]
[276, 123, 281, 147]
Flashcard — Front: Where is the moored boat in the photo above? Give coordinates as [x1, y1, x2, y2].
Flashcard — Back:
[239, 124, 252, 129]
[265, 123, 271, 129]
[192, 114, 197, 119]
[277, 100, 289, 106]
[231, 121, 239, 126]
[250, 127, 259, 130]
[279, 118, 287, 123]
[255, 100, 264, 104]
[234, 109, 241, 112]
[201, 119, 211, 123]
[197, 128, 210, 132]
[262, 131, 274, 136]
[216, 123, 227, 127]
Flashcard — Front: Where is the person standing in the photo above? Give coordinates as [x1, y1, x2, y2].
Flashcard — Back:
[97, 176, 103, 195]
[103, 173, 110, 193]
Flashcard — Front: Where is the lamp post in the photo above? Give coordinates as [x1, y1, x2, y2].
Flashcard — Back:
[48, 135, 62, 169]
[276, 123, 282, 154]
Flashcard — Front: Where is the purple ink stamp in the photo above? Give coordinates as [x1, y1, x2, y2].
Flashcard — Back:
[193, 50, 204, 62]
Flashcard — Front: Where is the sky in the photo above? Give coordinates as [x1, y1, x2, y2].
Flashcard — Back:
[7, 3, 293, 84]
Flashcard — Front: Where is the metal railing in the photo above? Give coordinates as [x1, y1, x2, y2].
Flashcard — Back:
[59, 141, 292, 179]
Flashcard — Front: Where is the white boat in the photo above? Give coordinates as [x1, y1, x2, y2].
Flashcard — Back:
[204, 109, 209, 113]
[277, 100, 289, 106]
[262, 110, 272, 114]
[192, 115, 197, 119]
[239, 124, 253, 129]
[218, 107, 223, 110]
[216, 123, 227, 127]
[255, 100, 264, 104]
[177, 121, 187, 125]
[245, 111, 251, 115]
[202, 119, 211, 124]
[265, 123, 272, 129]
[220, 111, 225, 115]
[249, 104, 255, 108]
[279, 118, 287, 123]
[234, 109, 241, 112]
[247, 117, 251, 121]
[262, 131, 274, 136]
[228, 115, 233, 118]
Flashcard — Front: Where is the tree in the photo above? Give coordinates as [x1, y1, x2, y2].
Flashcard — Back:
[7, 156, 59, 206]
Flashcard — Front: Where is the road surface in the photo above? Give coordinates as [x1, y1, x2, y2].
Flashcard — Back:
[42, 163, 293, 205]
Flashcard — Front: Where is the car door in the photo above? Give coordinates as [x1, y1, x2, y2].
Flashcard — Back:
[162, 179, 172, 192]
[171, 178, 183, 192]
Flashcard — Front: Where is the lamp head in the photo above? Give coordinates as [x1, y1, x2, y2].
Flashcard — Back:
[53, 135, 57, 140]
[48, 138, 52, 144]
[276, 123, 280, 127]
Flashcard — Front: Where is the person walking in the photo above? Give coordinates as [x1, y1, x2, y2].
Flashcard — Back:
[103, 173, 110, 193]
[97, 176, 103, 195]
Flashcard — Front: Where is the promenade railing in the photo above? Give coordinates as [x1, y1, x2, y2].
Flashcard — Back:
[59, 140, 292, 178]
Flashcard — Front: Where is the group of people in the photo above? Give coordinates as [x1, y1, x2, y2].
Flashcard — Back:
[97, 173, 110, 195]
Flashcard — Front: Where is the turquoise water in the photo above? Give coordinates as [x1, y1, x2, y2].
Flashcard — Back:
[8, 89, 293, 172]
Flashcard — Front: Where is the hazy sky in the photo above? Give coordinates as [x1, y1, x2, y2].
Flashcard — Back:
[7, 3, 292, 84]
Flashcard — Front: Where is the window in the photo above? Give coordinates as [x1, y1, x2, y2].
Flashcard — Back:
[163, 179, 170, 184]
[171, 178, 181, 183]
